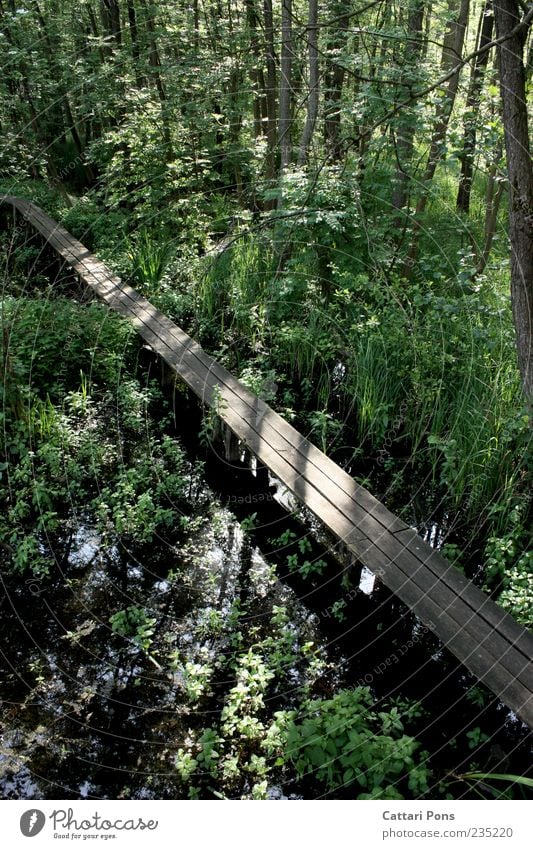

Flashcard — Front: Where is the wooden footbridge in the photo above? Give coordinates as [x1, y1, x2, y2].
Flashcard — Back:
[2, 195, 533, 728]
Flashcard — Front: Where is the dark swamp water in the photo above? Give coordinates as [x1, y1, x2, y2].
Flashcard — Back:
[1, 364, 531, 802]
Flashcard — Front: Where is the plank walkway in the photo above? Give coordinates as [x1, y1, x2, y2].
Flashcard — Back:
[2, 194, 533, 728]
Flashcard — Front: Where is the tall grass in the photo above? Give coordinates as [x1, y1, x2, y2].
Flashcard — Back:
[129, 229, 173, 291]
[197, 237, 273, 345]
[347, 333, 405, 446]
[423, 367, 526, 534]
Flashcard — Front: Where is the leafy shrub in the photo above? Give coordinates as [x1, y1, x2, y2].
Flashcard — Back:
[0, 357, 196, 576]
[61, 197, 128, 253]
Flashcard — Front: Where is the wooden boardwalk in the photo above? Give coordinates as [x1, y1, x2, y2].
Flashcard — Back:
[2, 194, 533, 728]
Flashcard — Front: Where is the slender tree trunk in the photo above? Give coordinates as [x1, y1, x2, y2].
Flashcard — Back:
[193, 0, 199, 50]
[404, 0, 470, 274]
[263, 0, 277, 139]
[494, 0, 533, 403]
[456, 1, 494, 213]
[32, 1, 96, 182]
[139, 0, 165, 100]
[245, 0, 265, 140]
[323, 1, 350, 161]
[422, 0, 433, 59]
[87, 2, 106, 64]
[474, 142, 504, 276]
[391, 0, 425, 211]
[138, 0, 173, 158]
[417, 0, 470, 207]
[127, 0, 146, 87]
[279, 0, 293, 174]
[229, 68, 245, 201]
[263, 0, 277, 199]
[298, 0, 319, 166]
[100, 0, 122, 47]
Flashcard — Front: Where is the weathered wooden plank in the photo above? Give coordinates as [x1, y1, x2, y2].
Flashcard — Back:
[394, 529, 533, 663]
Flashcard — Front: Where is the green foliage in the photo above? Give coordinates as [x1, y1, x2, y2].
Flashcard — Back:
[181, 660, 214, 703]
[174, 585, 432, 800]
[496, 549, 533, 629]
[2, 297, 136, 398]
[286, 552, 327, 580]
[239, 365, 278, 403]
[330, 599, 348, 622]
[307, 409, 343, 452]
[175, 646, 277, 799]
[271, 165, 362, 259]
[197, 237, 273, 347]
[61, 198, 129, 254]
[0, 298, 198, 577]
[240, 512, 258, 532]
[270, 529, 297, 549]
[0, 180, 65, 218]
[2, 0, 531, 803]
[465, 686, 490, 710]
[95, 433, 189, 544]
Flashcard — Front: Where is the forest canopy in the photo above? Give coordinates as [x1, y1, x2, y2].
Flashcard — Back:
[0, 0, 532, 802]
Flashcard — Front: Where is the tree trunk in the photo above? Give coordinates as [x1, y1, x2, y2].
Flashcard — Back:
[417, 0, 470, 206]
[323, 1, 350, 161]
[193, 0, 199, 50]
[138, 0, 173, 158]
[298, 0, 319, 166]
[245, 0, 265, 140]
[263, 0, 277, 198]
[87, 2, 106, 64]
[404, 0, 470, 275]
[494, 0, 533, 403]
[32, 1, 96, 182]
[139, 0, 165, 100]
[127, 0, 146, 87]
[422, 0, 433, 59]
[456, 1, 494, 213]
[474, 142, 504, 277]
[228, 68, 245, 202]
